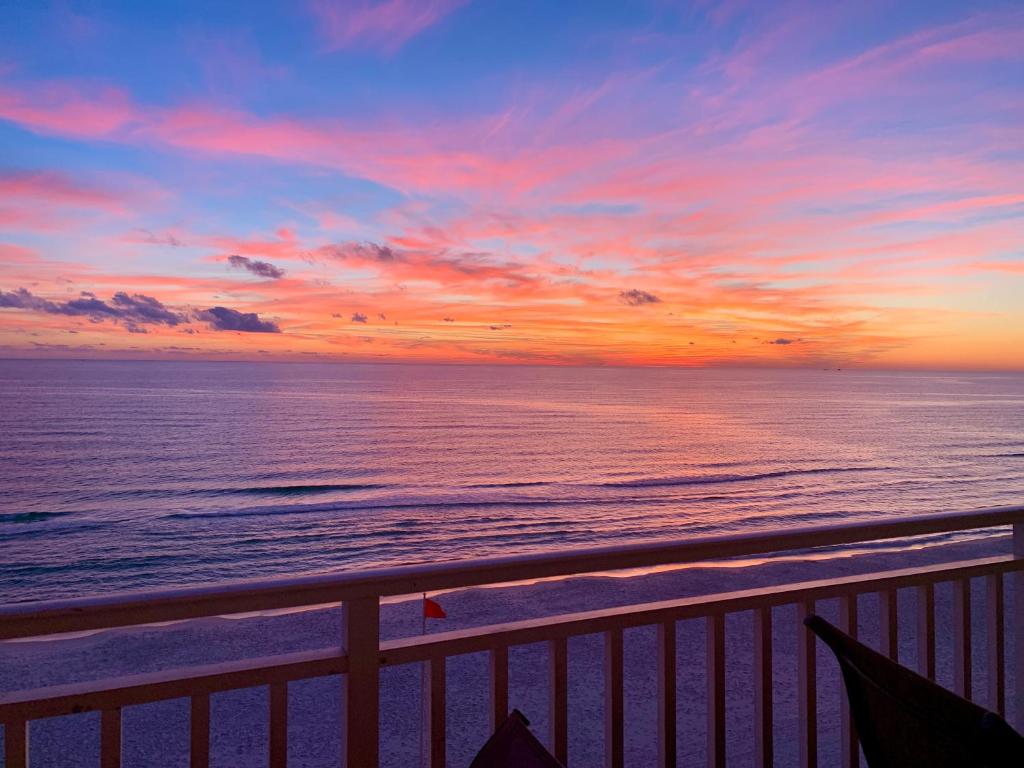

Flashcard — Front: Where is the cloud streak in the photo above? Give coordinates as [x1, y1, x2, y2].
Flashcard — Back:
[308, 0, 468, 53]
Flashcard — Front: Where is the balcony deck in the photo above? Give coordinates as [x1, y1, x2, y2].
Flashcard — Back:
[2, 505, 1023, 767]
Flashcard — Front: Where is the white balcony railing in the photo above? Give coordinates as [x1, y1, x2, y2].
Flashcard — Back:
[2, 505, 1023, 767]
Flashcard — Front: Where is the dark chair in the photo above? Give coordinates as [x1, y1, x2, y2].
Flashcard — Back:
[469, 709, 565, 768]
[804, 614, 1024, 768]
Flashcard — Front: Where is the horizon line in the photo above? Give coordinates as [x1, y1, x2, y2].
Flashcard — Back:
[2, 354, 1022, 375]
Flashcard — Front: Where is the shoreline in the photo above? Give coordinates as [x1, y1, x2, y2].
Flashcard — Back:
[0, 527, 1005, 646]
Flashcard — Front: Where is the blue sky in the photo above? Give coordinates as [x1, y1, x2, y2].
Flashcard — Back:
[1, 0, 1022, 368]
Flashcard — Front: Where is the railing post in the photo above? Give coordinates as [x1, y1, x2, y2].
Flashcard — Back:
[549, 637, 568, 765]
[916, 584, 935, 680]
[878, 589, 898, 660]
[838, 595, 858, 768]
[3, 719, 28, 768]
[342, 597, 380, 768]
[489, 647, 509, 732]
[604, 628, 625, 768]
[753, 607, 772, 768]
[706, 613, 726, 768]
[658, 620, 678, 768]
[1013, 523, 1024, 731]
[425, 656, 446, 768]
[797, 601, 817, 768]
[952, 579, 972, 700]
[100, 708, 122, 768]
[190, 694, 210, 768]
[986, 574, 1005, 715]
[269, 682, 289, 767]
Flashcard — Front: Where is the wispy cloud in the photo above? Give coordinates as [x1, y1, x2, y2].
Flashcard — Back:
[0, 169, 124, 210]
[307, 0, 468, 53]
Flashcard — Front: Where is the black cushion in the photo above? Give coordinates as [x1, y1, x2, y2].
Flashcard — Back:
[805, 614, 1024, 768]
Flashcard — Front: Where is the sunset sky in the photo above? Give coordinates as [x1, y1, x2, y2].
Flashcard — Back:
[1, 0, 1021, 369]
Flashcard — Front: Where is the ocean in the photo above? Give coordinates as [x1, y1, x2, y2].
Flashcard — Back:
[1, 359, 1022, 604]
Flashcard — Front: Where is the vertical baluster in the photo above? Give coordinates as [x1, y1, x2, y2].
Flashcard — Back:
[916, 583, 936, 680]
[753, 607, 772, 768]
[986, 573, 1005, 716]
[4, 718, 29, 768]
[549, 637, 568, 765]
[706, 613, 725, 768]
[658, 620, 677, 768]
[605, 627, 624, 768]
[952, 579, 972, 699]
[489, 646, 509, 732]
[878, 589, 898, 660]
[797, 601, 817, 768]
[342, 597, 380, 768]
[839, 595, 858, 768]
[190, 693, 210, 768]
[427, 656, 446, 768]
[100, 708, 122, 768]
[270, 682, 288, 767]
[1012, 523, 1024, 732]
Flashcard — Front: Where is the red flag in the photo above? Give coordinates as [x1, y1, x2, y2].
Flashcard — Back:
[423, 596, 447, 619]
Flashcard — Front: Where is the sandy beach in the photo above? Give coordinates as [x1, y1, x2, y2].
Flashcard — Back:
[1, 534, 1018, 767]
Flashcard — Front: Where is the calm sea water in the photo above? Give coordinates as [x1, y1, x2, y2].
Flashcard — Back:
[1, 360, 1023, 604]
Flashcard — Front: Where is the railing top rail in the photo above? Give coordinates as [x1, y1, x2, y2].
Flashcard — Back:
[2, 505, 1022, 640]
[379, 554, 1023, 666]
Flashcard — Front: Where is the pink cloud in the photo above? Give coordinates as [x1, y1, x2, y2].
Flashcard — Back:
[0, 81, 137, 138]
[308, 0, 468, 53]
[0, 169, 150, 233]
[0, 243, 39, 264]
[972, 261, 1024, 275]
[2, 6, 1018, 210]
[0, 168, 168, 234]
[0, 81, 628, 199]
[0, 170, 125, 211]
